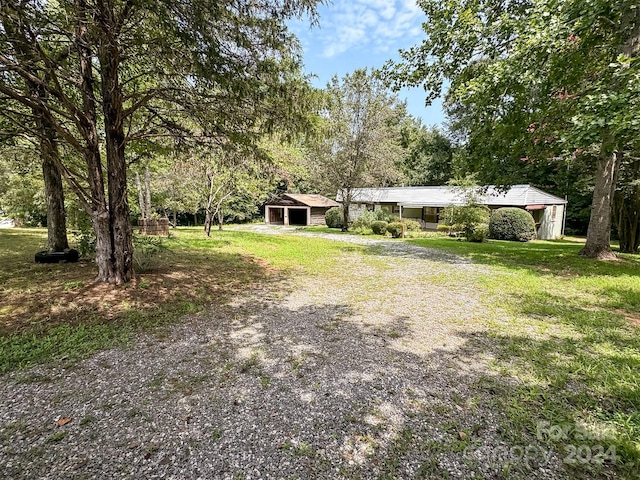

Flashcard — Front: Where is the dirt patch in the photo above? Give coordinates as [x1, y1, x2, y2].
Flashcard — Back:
[1, 251, 273, 336]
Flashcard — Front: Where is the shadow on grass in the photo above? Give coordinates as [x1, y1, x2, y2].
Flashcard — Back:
[0, 229, 277, 373]
[475, 290, 640, 478]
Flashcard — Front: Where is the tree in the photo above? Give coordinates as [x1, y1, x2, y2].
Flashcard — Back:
[399, 117, 455, 186]
[385, 0, 640, 258]
[0, 101, 69, 251]
[0, 0, 321, 283]
[614, 150, 640, 253]
[308, 69, 405, 230]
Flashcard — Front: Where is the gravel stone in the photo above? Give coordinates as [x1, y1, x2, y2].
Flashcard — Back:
[0, 229, 569, 479]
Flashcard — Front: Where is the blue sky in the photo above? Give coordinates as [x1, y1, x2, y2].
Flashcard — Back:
[289, 0, 445, 127]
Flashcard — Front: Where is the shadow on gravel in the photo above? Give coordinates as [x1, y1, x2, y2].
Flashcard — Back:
[3, 294, 630, 480]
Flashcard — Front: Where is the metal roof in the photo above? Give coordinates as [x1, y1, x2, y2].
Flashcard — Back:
[337, 185, 566, 207]
[269, 193, 340, 208]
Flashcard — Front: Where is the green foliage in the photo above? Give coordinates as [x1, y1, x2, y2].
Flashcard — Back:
[399, 119, 456, 186]
[403, 220, 422, 232]
[352, 209, 395, 232]
[386, 222, 405, 238]
[437, 223, 462, 236]
[613, 153, 640, 253]
[0, 148, 45, 227]
[467, 224, 489, 243]
[371, 221, 388, 235]
[72, 212, 96, 257]
[441, 204, 491, 241]
[489, 208, 537, 242]
[133, 236, 169, 273]
[325, 207, 344, 229]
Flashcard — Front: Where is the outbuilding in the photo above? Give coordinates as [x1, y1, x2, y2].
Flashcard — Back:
[264, 194, 339, 226]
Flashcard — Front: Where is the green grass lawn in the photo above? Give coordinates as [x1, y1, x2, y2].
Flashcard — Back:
[408, 236, 640, 477]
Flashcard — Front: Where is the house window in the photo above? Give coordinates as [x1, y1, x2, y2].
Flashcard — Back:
[393, 205, 400, 214]
[423, 207, 439, 224]
[551, 205, 557, 220]
[366, 204, 375, 212]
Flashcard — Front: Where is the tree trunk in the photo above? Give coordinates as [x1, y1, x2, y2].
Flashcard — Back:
[135, 172, 146, 219]
[173, 210, 177, 228]
[99, 26, 133, 284]
[203, 172, 215, 237]
[35, 90, 68, 252]
[204, 210, 212, 237]
[42, 155, 69, 252]
[614, 190, 640, 253]
[341, 190, 351, 232]
[218, 209, 223, 230]
[580, 141, 619, 259]
[76, 1, 116, 283]
[144, 166, 152, 217]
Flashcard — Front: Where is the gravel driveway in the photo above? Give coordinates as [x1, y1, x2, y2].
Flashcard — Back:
[0, 231, 567, 479]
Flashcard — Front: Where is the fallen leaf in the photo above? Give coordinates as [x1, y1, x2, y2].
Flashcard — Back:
[458, 431, 468, 441]
[57, 417, 72, 427]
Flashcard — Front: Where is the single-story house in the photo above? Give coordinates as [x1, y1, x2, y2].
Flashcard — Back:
[265, 193, 339, 226]
[337, 185, 567, 240]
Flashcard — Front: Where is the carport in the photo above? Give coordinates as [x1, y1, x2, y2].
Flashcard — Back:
[264, 194, 339, 226]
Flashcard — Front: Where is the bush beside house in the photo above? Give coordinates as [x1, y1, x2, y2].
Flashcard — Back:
[371, 221, 388, 235]
[386, 222, 405, 238]
[325, 207, 344, 229]
[489, 207, 536, 242]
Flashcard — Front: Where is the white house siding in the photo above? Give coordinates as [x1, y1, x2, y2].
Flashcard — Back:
[538, 204, 564, 240]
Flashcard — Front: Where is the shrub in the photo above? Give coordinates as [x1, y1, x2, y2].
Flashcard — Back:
[351, 210, 378, 230]
[386, 222, 405, 238]
[72, 212, 96, 257]
[403, 220, 422, 232]
[489, 207, 537, 242]
[325, 207, 344, 229]
[441, 204, 491, 240]
[467, 224, 489, 243]
[374, 209, 394, 223]
[351, 226, 373, 235]
[371, 221, 388, 235]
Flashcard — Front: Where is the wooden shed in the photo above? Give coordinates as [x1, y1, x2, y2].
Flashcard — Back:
[265, 194, 339, 226]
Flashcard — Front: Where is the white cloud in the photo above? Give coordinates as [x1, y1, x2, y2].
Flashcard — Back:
[316, 0, 425, 58]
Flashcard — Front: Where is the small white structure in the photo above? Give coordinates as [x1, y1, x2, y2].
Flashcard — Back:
[338, 185, 567, 240]
[0, 218, 15, 228]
